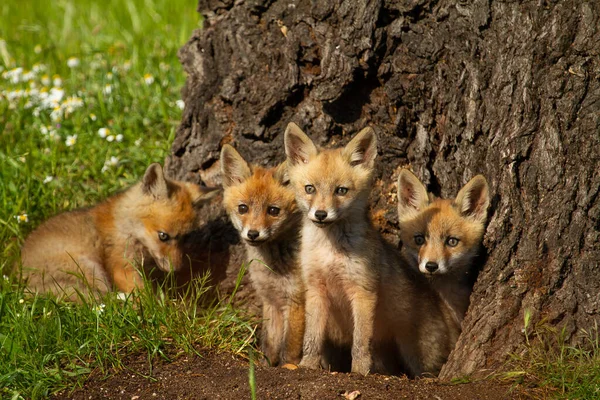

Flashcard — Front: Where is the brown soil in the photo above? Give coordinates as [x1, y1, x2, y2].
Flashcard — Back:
[60, 351, 536, 400]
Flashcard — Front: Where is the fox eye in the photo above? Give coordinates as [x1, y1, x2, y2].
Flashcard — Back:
[267, 206, 280, 216]
[414, 235, 425, 246]
[305, 185, 316, 194]
[335, 187, 348, 196]
[238, 204, 249, 214]
[158, 231, 170, 242]
[446, 237, 460, 247]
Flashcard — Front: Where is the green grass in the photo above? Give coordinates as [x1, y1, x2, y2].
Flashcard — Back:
[504, 311, 600, 399]
[0, 1, 257, 398]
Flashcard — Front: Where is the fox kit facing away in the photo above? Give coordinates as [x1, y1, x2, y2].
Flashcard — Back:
[20, 163, 217, 300]
[397, 169, 490, 325]
[285, 123, 466, 377]
[221, 144, 305, 366]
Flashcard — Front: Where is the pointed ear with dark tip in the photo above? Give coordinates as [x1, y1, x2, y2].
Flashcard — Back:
[273, 160, 290, 186]
[397, 169, 430, 221]
[284, 122, 318, 165]
[192, 186, 221, 207]
[454, 175, 490, 223]
[142, 163, 170, 200]
[220, 144, 252, 188]
[342, 127, 377, 168]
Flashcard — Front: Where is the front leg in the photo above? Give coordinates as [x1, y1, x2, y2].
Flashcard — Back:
[349, 288, 377, 375]
[111, 262, 144, 293]
[260, 301, 284, 366]
[299, 283, 329, 369]
[282, 294, 305, 365]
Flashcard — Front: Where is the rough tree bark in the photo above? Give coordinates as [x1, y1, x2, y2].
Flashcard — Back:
[166, 0, 600, 378]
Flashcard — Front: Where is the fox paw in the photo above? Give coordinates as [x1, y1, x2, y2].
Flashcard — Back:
[299, 355, 321, 370]
[351, 358, 371, 375]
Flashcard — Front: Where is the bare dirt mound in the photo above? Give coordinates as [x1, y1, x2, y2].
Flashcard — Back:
[61, 351, 534, 399]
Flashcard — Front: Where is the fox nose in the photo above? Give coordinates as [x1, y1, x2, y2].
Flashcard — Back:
[247, 230, 260, 240]
[425, 262, 439, 273]
[314, 210, 328, 221]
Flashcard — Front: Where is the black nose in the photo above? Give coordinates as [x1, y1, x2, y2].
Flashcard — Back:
[247, 230, 260, 240]
[314, 210, 328, 221]
[425, 262, 439, 273]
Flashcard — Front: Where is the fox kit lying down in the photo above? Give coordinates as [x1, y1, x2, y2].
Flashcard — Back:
[397, 169, 490, 325]
[20, 163, 217, 300]
[220, 144, 305, 366]
[285, 123, 469, 376]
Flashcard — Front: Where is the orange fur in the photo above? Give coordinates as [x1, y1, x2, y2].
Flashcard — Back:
[221, 145, 304, 366]
[20, 164, 217, 300]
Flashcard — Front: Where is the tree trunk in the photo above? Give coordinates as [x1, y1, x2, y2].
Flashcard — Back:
[166, 0, 600, 378]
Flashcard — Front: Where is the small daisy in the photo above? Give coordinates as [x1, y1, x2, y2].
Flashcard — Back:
[98, 127, 109, 138]
[15, 213, 28, 224]
[134, 138, 142, 146]
[115, 134, 123, 142]
[106, 72, 113, 80]
[106, 135, 115, 142]
[41, 74, 51, 86]
[32, 63, 46, 73]
[89, 113, 97, 121]
[52, 75, 62, 87]
[176, 100, 185, 110]
[143, 73, 154, 85]
[19, 298, 24, 304]
[67, 57, 80, 68]
[103, 84, 112, 95]
[92, 303, 106, 314]
[34, 44, 43, 54]
[123, 60, 132, 71]
[43, 176, 54, 184]
[65, 134, 77, 147]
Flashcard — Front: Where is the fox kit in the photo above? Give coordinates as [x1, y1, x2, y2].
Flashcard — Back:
[397, 169, 490, 325]
[21, 163, 217, 300]
[285, 123, 464, 377]
[284, 123, 385, 375]
[220, 144, 305, 366]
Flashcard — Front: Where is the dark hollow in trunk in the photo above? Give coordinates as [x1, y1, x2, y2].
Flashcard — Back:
[167, 0, 600, 378]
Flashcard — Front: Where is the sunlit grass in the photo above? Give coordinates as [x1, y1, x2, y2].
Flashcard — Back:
[504, 311, 600, 399]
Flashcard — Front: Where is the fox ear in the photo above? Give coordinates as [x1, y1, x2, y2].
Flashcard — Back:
[343, 127, 377, 168]
[220, 144, 252, 188]
[142, 163, 170, 200]
[284, 122, 318, 165]
[191, 186, 220, 207]
[273, 160, 290, 185]
[397, 169, 430, 221]
[454, 175, 489, 223]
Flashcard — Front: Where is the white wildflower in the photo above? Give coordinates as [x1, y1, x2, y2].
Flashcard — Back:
[123, 60, 132, 71]
[4, 67, 23, 84]
[22, 70, 35, 82]
[52, 75, 62, 87]
[15, 213, 28, 223]
[103, 84, 112, 95]
[101, 156, 119, 172]
[106, 72, 113, 80]
[65, 134, 77, 147]
[41, 74, 51, 86]
[89, 113, 97, 121]
[106, 135, 115, 142]
[134, 138, 142, 146]
[43, 176, 54, 184]
[92, 303, 106, 315]
[176, 100, 185, 110]
[115, 134, 123, 142]
[19, 298, 24, 304]
[34, 44, 43, 54]
[116, 292, 128, 301]
[98, 127, 110, 138]
[67, 57, 80, 68]
[32, 63, 46, 73]
[143, 73, 154, 85]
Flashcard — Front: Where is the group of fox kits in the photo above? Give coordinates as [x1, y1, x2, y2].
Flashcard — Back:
[221, 123, 490, 377]
[19, 122, 489, 378]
